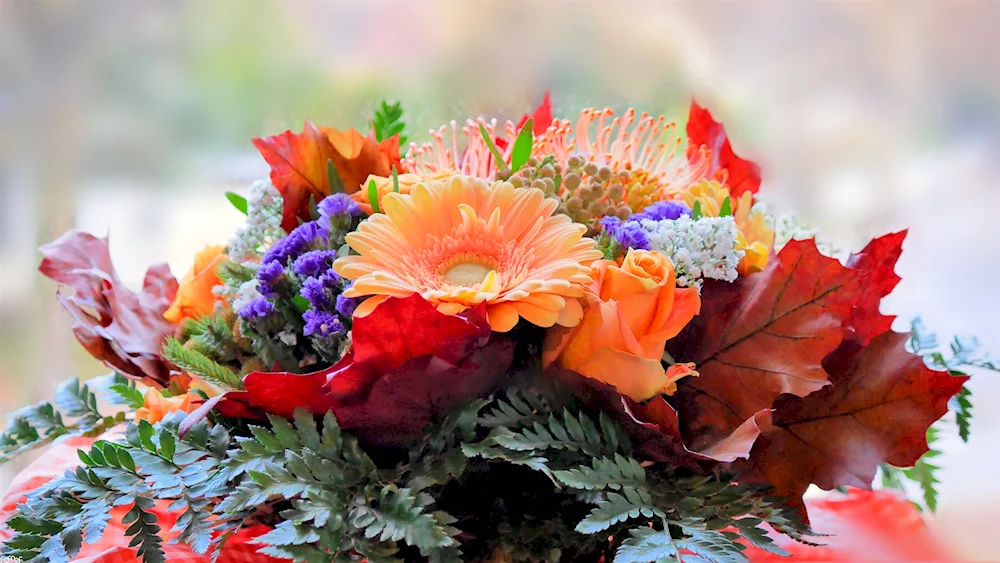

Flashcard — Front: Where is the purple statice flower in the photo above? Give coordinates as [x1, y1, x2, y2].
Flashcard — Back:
[633, 201, 691, 222]
[335, 292, 362, 318]
[318, 193, 361, 218]
[237, 296, 274, 319]
[292, 250, 338, 278]
[256, 260, 286, 298]
[303, 309, 346, 337]
[599, 216, 652, 251]
[262, 220, 329, 266]
[300, 271, 341, 310]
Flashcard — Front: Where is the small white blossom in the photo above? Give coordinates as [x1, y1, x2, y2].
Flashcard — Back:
[639, 216, 745, 288]
[229, 278, 262, 314]
[227, 179, 287, 264]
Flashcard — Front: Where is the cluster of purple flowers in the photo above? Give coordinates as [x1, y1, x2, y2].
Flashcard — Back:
[236, 193, 364, 356]
[600, 201, 692, 254]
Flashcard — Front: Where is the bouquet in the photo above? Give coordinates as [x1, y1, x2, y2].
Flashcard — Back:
[1, 95, 993, 563]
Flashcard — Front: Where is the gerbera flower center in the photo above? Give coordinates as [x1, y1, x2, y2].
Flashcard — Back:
[442, 259, 495, 287]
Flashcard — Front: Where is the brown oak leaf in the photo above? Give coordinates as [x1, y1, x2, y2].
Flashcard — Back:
[668, 239, 860, 452]
[738, 331, 967, 516]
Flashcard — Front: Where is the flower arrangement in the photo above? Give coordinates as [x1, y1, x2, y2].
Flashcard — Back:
[1, 96, 994, 563]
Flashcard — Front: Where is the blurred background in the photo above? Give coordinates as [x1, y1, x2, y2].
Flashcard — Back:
[1, 0, 998, 558]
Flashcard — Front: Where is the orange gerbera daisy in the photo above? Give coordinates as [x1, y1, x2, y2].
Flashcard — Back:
[333, 175, 604, 332]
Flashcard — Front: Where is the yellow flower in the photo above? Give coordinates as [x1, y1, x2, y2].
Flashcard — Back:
[333, 175, 604, 332]
[681, 180, 774, 275]
[542, 249, 701, 401]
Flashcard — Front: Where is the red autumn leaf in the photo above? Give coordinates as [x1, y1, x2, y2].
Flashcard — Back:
[686, 100, 762, 198]
[738, 331, 967, 516]
[253, 123, 402, 231]
[253, 121, 338, 231]
[843, 230, 907, 345]
[496, 93, 554, 151]
[38, 230, 179, 386]
[222, 295, 512, 447]
[518, 92, 553, 136]
[667, 239, 860, 453]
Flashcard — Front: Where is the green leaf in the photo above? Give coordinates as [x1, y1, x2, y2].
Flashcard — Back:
[576, 488, 663, 533]
[510, 119, 534, 172]
[953, 384, 973, 442]
[327, 159, 345, 195]
[691, 200, 703, 220]
[368, 179, 381, 214]
[719, 196, 733, 217]
[372, 100, 409, 146]
[614, 526, 677, 563]
[225, 192, 248, 215]
[109, 383, 146, 410]
[391, 165, 400, 193]
[138, 420, 156, 451]
[158, 430, 176, 462]
[477, 123, 508, 171]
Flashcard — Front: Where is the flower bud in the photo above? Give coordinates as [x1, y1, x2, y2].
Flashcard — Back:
[566, 196, 585, 213]
[598, 166, 612, 181]
[563, 173, 581, 191]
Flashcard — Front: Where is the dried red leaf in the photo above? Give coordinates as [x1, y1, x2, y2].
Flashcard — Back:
[738, 331, 967, 517]
[253, 123, 401, 231]
[686, 100, 762, 198]
[38, 231, 178, 386]
[667, 239, 860, 453]
[223, 295, 512, 447]
[844, 230, 907, 345]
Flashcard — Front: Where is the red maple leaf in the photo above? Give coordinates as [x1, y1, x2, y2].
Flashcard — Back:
[738, 331, 967, 517]
[686, 100, 762, 198]
[844, 230, 907, 345]
[496, 93, 554, 151]
[38, 230, 179, 386]
[218, 295, 513, 447]
[253, 123, 401, 231]
[667, 239, 860, 453]
[518, 92, 553, 136]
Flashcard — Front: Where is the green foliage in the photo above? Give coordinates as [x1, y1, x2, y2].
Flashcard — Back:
[162, 336, 243, 390]
[464, 393, 807, 563]
[372, 100, 408, 146]
[2, 413, 231, 562]
[477, 123, 508, 172]
[4, 390, 810, 563]
[225, 191, 249, 214]
[880, 427, 942, 512]
[510, 119, 534, 172]
[1, 377, 128, 465]
[719, 196, 733, 217]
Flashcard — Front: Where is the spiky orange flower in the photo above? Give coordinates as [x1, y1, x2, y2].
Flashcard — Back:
[533, 107, 712, 206]
[333, 175, 604, 332]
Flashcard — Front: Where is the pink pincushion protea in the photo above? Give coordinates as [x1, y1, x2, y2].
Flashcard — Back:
[333, 174, 603, 332]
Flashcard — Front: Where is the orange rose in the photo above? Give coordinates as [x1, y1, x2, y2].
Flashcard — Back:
[351, 169, 457, 214]
[135, 389, 199, 424]
[543, 249, 702, 401]
[163, 245, 226, 324]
